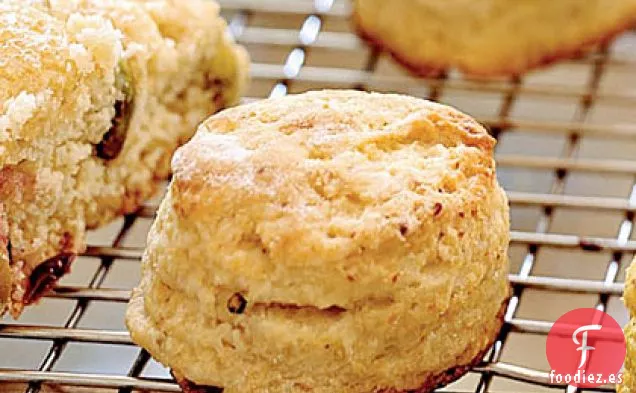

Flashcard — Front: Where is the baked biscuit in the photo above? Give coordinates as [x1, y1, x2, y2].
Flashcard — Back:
[0, 0, 248, 317]
[353, 0, 636, 77]
[126, 90, 511, 393]
[620, 259, 636, 392]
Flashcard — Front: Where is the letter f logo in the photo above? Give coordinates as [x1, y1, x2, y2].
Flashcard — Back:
[546, 308, 626, 388]
[572, 324, 602, 369]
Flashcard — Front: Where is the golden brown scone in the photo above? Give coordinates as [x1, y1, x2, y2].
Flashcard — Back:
[620, 259, 636, 392]
[0, 0, 248, 317]
[126, 90, 511, 393]
[353, 0, 636, 77]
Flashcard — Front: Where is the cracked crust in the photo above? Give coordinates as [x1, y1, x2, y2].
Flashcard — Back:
[352, 0, 636, 78]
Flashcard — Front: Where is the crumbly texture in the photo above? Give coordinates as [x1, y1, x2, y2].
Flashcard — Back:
[353, 0, 636, 77]
[0, 0, 249, 317]
[126, 90, 511, 393]
[620, 258, 636, 393]
[176, 299, 507, 393]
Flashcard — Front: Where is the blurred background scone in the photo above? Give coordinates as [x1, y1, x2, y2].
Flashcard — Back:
[126, 90, 510, 393]
[0, 0, 248, 317]
[620, 259, 636, 393]
[353, 0, 636, 77]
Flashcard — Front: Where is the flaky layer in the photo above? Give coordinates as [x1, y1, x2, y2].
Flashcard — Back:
[126, 90, 510, 392]
[353, 0, 636, 77]
[128, 261, 508, 392]
[0, 0, 248, 316]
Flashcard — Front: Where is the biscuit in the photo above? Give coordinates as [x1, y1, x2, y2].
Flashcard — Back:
[353, 0, 636, 77]
[619, 258, 636, 392]
[0, 0, 248, 317]
[126, 90, 511, 393]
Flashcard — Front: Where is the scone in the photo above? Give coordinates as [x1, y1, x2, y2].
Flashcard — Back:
[126, 90, 511, 393]
[620, 259, 636, 392]
[0, 0, 248, 317]
[353, 0, 636, 77]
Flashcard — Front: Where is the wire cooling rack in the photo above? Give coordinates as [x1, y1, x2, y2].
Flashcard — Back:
[3, 0, 636, 392]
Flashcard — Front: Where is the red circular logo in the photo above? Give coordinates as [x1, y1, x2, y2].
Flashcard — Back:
[546, 308, 626, 388]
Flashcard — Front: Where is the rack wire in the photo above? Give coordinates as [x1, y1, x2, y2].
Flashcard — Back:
[2, 0, 636, 391]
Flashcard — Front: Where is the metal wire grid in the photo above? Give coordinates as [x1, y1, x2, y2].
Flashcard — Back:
[2, 0, 636, 391]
